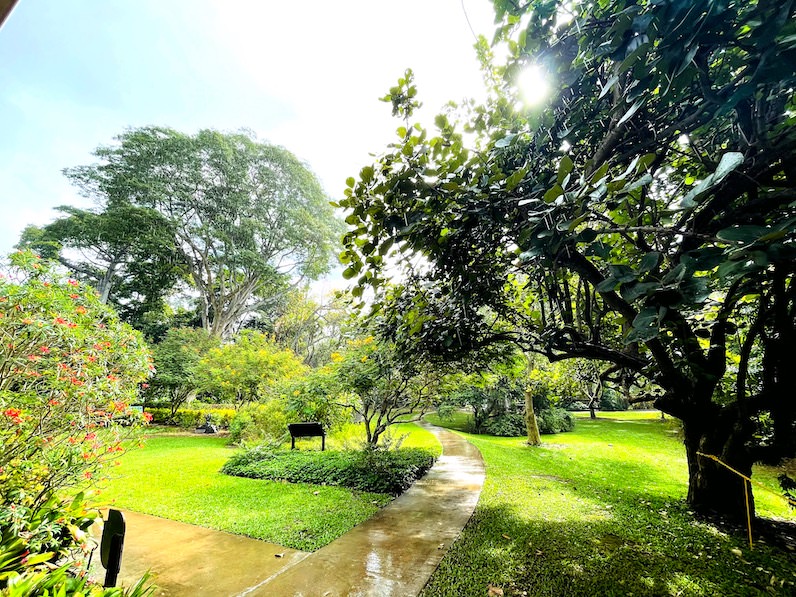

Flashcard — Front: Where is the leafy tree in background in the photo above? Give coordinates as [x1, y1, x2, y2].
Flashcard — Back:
[61, 127, 343, 337]
[194, 330, 307, 407]
[339, 0, 796, 519]
[331, 336, 448, 447]
[253, 287, 349, 367]
[147, 327, 220, 421]
[18, 203, 182, 327]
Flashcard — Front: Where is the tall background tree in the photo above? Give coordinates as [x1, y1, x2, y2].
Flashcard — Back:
[18, 203, 181, 326]
[29, 127, 343, 337]
[339, 0, 796, 519]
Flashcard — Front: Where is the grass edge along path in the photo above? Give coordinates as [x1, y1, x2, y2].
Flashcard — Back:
[98, 422, 440, 552]
[421, 412, 796, 597]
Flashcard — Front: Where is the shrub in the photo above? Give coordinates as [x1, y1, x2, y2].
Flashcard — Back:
[228, 401, 289, 444]
[194, 331, 307, 406]
[537, 407, 575, 434]
[600, 389, 629, 411]
[482, 413, 526, 437]
[0, 251, 152, 594]
[222, 447, 436, 495]
[145, 406, 235, 428]
[281, 370, 349, 433]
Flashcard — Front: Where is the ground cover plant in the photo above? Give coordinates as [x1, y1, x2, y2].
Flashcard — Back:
[421, 412, 796, 597]
[223, 446, 436, 495]
[99, 422, 440, 551]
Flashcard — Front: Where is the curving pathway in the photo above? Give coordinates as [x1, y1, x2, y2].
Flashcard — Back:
[115, 424, 484, 596]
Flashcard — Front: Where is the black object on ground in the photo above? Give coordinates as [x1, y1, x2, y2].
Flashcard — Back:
[101, 508, 126, 587]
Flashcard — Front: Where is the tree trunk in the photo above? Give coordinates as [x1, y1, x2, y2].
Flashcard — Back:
[682, 415, 755, 521]
[524, 387, 541, 446]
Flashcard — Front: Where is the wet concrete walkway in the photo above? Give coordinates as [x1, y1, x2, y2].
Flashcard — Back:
[116, 424, 484, 596]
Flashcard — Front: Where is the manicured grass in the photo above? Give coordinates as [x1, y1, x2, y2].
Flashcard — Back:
[98, 422, 440, 551]
[422, 414, 796, 597]
[425, 410, 473, 432]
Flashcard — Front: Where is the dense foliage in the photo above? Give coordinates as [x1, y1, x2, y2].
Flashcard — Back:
[194, 330, 307, 406]
[145, 327, 219, 420]
[24, 127, 343, 337]
[222, 446, 436, 495]
[339, 0, 796, 519]
[330, 335, 448, 445]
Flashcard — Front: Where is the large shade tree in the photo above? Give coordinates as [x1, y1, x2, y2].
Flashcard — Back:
[18, 203, 181, 326]
[339, 0, 796, 519]
[60, 127, 343, 337]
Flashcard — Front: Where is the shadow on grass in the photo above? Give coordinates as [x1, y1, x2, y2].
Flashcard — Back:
[422, 503, 796, 597]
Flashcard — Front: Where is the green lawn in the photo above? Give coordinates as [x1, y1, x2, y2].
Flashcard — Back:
[98, 422, 440, 551]
[421, 411, 796, 597]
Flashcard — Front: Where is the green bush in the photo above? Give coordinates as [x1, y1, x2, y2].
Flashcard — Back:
[600, 389, 629, 411]
[481, 413, 526, 437]
[537, 407, 575, 434]
[228, 401, 288, 444]
[145, 406, 235, 428]
[222, 447, 436, 495]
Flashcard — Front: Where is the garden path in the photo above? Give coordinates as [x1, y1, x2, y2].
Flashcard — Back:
[114, 423, 484, 596]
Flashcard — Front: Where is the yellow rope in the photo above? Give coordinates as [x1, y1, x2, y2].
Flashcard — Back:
[743, 479, 753, 549]
[696, 451, 796, 550]
[696, 452, 796, 507]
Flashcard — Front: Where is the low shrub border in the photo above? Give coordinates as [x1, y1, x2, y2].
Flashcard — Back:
[145, 406, 236, 428]
[222, 447, 437, 495]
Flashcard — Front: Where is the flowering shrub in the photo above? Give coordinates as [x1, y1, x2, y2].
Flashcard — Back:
[0, 251, 152, 590]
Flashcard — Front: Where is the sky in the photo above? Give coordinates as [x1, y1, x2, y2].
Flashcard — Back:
[0, 0, 497, 292]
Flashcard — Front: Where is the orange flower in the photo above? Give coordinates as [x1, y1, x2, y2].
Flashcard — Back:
[75, 306, 87, 315]
[67, 279, 79, 287]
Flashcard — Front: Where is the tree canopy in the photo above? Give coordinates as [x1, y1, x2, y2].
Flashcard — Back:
[18, 203, 181, 324]
[339, 0, 796, 519]
[40, 127, 343, 337]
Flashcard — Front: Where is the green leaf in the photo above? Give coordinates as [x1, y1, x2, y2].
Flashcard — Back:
[621, 281, 660, 302]
[680, 152, 744, 207]
[617, 99, 643, 127]
[596, 277, 618, 292]
[557, 155, 574, 186]
[506, 166, 529, 192]
[599, 75, 620, 99]
[495, 134, 516, 148]
[360, 166, 375, 183]
[345, 177, 356, 188]
[543, 184, 564, 203]
[716, 225, 770, 244]
[590, 163, 610, 185]
[638, 251, 660, 273]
